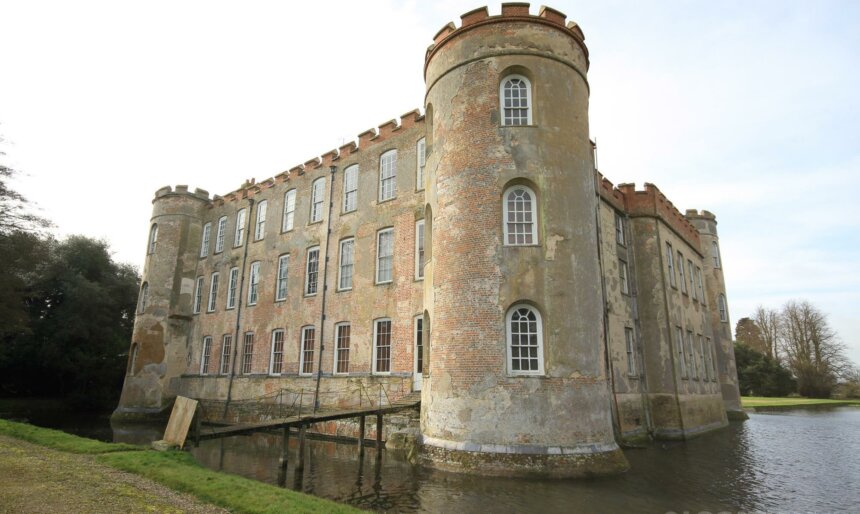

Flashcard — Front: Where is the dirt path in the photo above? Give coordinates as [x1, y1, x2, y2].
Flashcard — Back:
[0, 435, 229, 514]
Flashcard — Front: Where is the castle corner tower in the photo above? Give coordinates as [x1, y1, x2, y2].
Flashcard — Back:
[420, 4, 628, 476]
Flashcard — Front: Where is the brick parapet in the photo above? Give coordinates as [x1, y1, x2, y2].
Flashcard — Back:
[425, 3, 589, 76]
[595, 175, 702, 254]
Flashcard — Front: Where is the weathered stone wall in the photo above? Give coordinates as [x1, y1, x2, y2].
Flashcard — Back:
[420, 5, 625, 476]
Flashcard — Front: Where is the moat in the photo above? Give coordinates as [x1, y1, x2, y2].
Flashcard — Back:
[6, 406, 860, 513]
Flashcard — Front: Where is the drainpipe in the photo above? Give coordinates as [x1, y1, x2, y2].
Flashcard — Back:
[313, 165, 337, 413]
[593, 181, 624, 445]
[223, 197, 255, 419]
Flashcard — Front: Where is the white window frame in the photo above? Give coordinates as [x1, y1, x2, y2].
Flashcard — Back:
[138, 282, 149, 314]
[676, 326, 687, 379]
[310, 178, 325, 223]
[506, 304, 545, 375]
[215, 216, 227, 253]
[234, 209, 246, 247]
[305, 246, 320, 296]
[226, 267, 239, 310]
[372, 318, 392, 375]
[275, 254, 289, 301]
[242, 332, 254, 375]
[338, 238, 355, 291]
[128, 343, 139, 376]
[220, 334, 232, 375]
[416, 138, 425, 191]
[688, 258, 696, 301]
[696, 266, 705, 303]
[334, 322, 351, 375]
[193, 276, 204, 314]
[718, 294, 729, 322]
[699, 334, 707, 383]
[503, 185, 538, 246]
[254, 200, 267, 240]
[248, 261, 260, 305]
[708, 337, 717, 381]
[282, 189, 296, 232]
[200, 222, 212, 257]
[625, 327, 636, 377]
[666, 243, 676, 288]
[414, 315, 424, 377]
[619, 259, 630, 295]
[342, 165, 358, 213]
[379, 150, 397, 202]
[200, 336, 212, 375]
[376, 228, 394, 284]
[207, 272, 219, 312]
[500, 75, 533, 126]
[678, 253, 687, 294]
[712, 241, 722, 269]
[615, 213, 625, 245]
[269, 329, 284, 376]
[415, 220, 425, 280]
[300, 326, 315, 376]
[147, 224, 158, 255]
[687, 329, 697, 380]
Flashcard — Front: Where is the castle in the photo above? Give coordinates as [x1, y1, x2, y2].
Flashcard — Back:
[115, 3, 745, 477]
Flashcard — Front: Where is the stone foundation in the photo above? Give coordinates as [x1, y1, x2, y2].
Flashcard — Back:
[418, 438, 629, 478]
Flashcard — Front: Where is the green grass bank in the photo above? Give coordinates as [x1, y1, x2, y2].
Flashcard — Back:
[741, 396, 860, 408]
[0, 419, 361, 513]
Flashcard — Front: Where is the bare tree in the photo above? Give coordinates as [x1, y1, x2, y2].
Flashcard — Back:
[779, 300, 850, 398]
[0, 132, 51, 234]
[753, 305, 781, 362]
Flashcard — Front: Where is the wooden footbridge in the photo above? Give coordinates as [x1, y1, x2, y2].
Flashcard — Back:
[195, 391, 421, 445]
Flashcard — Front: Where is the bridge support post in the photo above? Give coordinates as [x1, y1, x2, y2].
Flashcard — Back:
[358, 416, 366, 450]
[376, 413, 383, 457]
[296, 424, 306, 474]
[277, 427, 290, 485]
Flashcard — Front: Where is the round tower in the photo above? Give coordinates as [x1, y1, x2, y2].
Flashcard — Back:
[420, 4, 627, 476]
[113, 185, 210, 421]
[685, 210, 746, 419]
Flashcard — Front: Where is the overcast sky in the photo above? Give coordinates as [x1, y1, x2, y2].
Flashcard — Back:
[2, 0, 858, 364]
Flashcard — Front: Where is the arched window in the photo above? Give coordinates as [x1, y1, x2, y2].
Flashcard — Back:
[718, 294, 729, 322]
[138, 282, 149, 313]
[147, 224, 158, 254]
[128, 343, 139, 376]
[500, 75, 532, 126]
[507, 304, 544, 375]
[310, 178, 325, 223]
[503, 185, 538, 246]
[379, 150, 397, 202]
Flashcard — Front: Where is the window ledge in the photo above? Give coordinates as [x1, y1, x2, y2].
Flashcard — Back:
[377, 197, 397, 205]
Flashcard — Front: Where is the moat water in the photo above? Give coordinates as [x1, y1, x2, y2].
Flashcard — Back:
[5, 404, 860, 513]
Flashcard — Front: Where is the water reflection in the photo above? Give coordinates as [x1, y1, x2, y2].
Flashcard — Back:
[179, 407, 860, 513]
[8, 403, 854, 513]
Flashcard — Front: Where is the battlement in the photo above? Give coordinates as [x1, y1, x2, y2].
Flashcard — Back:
[594, 181, 704, 254]
[210, 108, 425, 205]
[684, 209, 717, 221]
[425, 3, 588, 67]
[153, 185, 211, 202]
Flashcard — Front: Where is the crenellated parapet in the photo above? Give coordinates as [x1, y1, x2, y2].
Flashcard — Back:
[615, 182, 703, 254]
[206, 109, 425, 206]
[153, 185, 211, 202]
[425, 3, 588, 73]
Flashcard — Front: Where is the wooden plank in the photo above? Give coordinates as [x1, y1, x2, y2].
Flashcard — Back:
[197, 399, 421, 441]
[163, 396, 199, 449]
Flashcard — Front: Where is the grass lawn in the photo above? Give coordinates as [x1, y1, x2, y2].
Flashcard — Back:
[0, 418, 361, 513]
[741, 396, 860, 408]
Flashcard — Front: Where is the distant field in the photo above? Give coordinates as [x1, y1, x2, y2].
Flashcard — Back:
[742, 396, 860, 408]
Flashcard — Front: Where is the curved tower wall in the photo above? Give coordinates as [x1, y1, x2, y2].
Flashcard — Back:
[115, 186, 209, 419]
[686, 210, 745, 417]
[421, 5, 627, 476]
